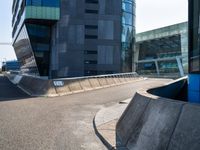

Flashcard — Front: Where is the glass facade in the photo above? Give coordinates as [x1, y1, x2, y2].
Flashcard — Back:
[189, 0, 200, 73]
[12, 0, 60, 77]
[121, 0, 135, 72]
[26, 0, 60, 7]
[26, 24, 51, 76]
[135, 22, 188, 75]
[13, 25, 39, 75]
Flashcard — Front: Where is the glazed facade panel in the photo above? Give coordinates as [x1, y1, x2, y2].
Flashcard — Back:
[12, 0, 136, 78]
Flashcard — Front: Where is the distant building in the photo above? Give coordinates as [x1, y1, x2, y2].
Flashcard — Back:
[12, 0, 136, 78]
[1, 61, 20, 71]
[135, 22, 188, 76]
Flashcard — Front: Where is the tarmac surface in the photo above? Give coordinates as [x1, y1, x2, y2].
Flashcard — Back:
[0, 75, 171, 150]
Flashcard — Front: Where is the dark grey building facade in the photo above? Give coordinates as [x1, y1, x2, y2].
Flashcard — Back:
[12, 0, 135, 78]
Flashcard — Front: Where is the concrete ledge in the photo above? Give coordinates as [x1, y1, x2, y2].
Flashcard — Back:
[18, 76, 57, 97]
[5, 72, 143, 97]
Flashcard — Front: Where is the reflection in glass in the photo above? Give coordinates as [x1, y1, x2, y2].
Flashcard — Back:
[27, 24, 51, 76]
[122, 12, 133, 25]
[13, 25, 39, 75]
[121, 0, 135, 72]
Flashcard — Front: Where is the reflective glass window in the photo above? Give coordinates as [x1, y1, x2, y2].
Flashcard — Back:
[26, 0, 60, 7]
[121, 25, 133, 43]
[122, 12, 133, 26]
[122, 2, 133, 13]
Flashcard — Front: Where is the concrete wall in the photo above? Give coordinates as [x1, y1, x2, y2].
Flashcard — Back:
[116, 77, 200, 150]
[6, 72, 141, 97]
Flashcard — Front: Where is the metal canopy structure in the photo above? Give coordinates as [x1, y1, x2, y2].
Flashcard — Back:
[0, 42, 12, 45]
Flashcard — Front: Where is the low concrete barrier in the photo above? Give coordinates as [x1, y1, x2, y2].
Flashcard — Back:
[18, 76, 57, 97]
[53, 73, 141, 96]
[116, 76, 200, 150]
[6, 72, 142, 97]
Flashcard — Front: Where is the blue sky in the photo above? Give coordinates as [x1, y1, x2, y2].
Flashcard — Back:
[0, 0, 188, 66]
[0, 0, 16, 66]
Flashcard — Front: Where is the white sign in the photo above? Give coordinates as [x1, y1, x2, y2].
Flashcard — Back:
[53, 81, 64, 87]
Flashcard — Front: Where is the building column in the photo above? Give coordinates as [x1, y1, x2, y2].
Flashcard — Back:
[176, 57, 184, 77]
[154, 60, 160, 76]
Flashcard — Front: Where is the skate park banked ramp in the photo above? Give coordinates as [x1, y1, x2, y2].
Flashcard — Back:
[116, 77, 200, 150]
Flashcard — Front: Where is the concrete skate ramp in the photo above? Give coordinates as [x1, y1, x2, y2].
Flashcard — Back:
[6, 72, 141, 97]
[116, 77, 200, 150]
[0, 75, 30, 100]
[18, 76, 57, 96]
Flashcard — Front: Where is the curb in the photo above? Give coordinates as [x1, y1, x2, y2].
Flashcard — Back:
[93, 99, 131, 150]
[93, 118, 115, 150]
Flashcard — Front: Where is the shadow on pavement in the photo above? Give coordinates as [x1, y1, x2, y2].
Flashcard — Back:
[0, 75, 31, 102]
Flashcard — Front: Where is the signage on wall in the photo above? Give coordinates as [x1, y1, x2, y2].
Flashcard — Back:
[53, 81, 64, 87]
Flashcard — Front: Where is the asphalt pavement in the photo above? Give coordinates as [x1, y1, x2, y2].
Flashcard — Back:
[0, 76, 171, 150]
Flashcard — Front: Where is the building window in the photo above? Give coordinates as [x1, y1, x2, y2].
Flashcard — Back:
[26, 0, 60, 7]
[84, 60, 97, 64]
[85, 9, 98, 14]
[85, 25, 98, 29]
[85, 0, 98, 4]
[85, 35, 98, 39]
[84, 50, 98, 54]
[84, 70, 97, 76]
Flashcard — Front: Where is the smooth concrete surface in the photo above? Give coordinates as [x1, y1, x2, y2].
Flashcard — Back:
[0, 78, 170, 150]
[126, 98, 183, 150]
[116, 93, 151, 146]
[115, 77, 200, 150]
[168, 104, 200, 150]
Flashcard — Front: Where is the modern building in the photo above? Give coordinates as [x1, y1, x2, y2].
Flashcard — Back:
[12, 0, 135, 78]
[134, 22, 188, 76]
[188, 0, 200, 102]
[1, 60, 20, 72]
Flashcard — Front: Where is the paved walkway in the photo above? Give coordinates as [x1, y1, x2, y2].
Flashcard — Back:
[94, 100, 130, 149]
[0, 77, 171, 150]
